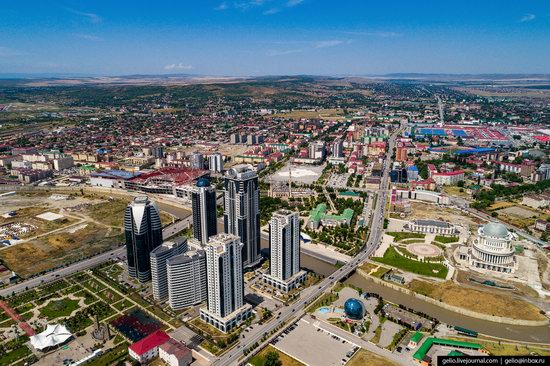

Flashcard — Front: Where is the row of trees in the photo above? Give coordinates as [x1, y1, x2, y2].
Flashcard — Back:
[472, 179, 550, 209]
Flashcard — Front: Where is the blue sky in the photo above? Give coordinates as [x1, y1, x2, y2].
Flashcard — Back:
[1, 0, 549, 76]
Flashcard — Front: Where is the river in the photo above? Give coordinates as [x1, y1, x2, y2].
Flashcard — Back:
[156, 196, 550, 344]
[345, 272, 550, 344]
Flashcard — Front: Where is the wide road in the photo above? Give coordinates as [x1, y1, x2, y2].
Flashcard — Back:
[213, 127, 402, 366]
[0, 219, 186, 298]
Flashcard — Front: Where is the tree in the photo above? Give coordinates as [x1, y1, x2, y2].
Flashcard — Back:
[265, 351, 282, 366]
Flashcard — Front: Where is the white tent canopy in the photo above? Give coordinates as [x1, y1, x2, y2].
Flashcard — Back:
[30, 324, 72, 350]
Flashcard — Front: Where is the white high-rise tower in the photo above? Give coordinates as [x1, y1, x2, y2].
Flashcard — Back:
[263, 210, 306, 292]
[199, 233, 252, 332]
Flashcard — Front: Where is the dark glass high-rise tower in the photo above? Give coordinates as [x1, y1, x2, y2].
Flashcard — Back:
[191, 178, 218, 245]
[223, 165, 261, 267]
[125, 196, 163, 283]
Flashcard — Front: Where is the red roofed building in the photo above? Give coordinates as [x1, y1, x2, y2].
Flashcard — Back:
[367, 142, 386, 157]
[128, 330, 171, 364]
[427, 164, 438, 177]
[494, 161, 535, 177]
[410, 178, 436, 191]
[124, 168, 208, 195]
[159, 338, 193, 366]
[533, 135, 550, 144]
[432, 170, 465, 186]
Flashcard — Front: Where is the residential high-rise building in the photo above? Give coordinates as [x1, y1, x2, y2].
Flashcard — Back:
[190, 151, 204, 169]
[263, 210, 306, 292]
[208, 153, 224, 173]
[167, 250, 207, 310]
[125, 196, 163, 283]
[332, 140, 344, 158]
[309, 141, 326, 160]
[152, 146, 164, 159]
[199, 233, 252, 332]
[223, 165, 261, 267]
[191, 178, 218, 245]
[150, 238, 188, 301]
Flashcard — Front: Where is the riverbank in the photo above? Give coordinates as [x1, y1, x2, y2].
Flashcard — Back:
[357, 269, 548, 326]
[345, 271, 550, 343]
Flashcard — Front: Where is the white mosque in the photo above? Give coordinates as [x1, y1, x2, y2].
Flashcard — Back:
[458, 222, 517, 274]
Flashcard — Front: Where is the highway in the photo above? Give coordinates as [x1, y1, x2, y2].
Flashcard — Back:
[0, 220, 186, 298]
[213, 126, 402, 366]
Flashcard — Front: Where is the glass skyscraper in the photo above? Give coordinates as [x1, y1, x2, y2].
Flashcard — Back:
[223, 165, 261, 267]
[125, 196, 163, 283]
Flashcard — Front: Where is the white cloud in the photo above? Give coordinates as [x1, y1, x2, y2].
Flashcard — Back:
[69, 9, 102, 24]
[218, 0, 304, 14]
[286, 0, 304, 7]
[314, 39, 351, 48]
[266, 39, 351, 56]
[235, 0, 267, 10]
[342, 30, 403, 38]
[215, 2, 228, 11]
[266, 48, 304, 56]
[519, 13, 536, 22]
[73, 33, 103, 41]
[263, 8, 280, 15]
[164, 63, 194, 71]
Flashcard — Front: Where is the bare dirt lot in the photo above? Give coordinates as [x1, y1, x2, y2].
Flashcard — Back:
[408, 280, 546, 321]
[0, 193, 170, 278]
[408, 202, 482, 231]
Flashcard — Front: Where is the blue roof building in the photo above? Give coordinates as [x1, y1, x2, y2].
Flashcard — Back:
[344, 298, 365, 320]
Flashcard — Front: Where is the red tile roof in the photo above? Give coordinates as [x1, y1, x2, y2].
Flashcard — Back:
[159, 338, 191, 360]
[432, 170, 464, 176]
[129, 330, 170, 356]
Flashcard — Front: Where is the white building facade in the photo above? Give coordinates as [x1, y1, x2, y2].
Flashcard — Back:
[263, 210, 306, 292]
[208, 153, 224, 173]
[200, 233, 252, 332]
[464, 222, 517, 274]
[405, 219, 457, 236]
[150, 238, 188, 301]
[167, 250, 207, 310]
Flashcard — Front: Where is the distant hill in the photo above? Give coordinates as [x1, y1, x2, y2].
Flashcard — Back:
[377, 73, 550, 81]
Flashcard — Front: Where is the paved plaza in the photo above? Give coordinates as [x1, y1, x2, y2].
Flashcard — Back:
[273, 318, 356, 366]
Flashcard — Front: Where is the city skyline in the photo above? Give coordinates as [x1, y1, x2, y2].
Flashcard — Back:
[1, 1, 550, 76]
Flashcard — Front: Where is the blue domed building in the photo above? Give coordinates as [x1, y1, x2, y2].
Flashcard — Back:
[196, 178, 210, 187]
[343, 298, 365, 320]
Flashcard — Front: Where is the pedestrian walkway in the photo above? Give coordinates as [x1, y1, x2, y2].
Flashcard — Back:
[0, 300, 36, 336]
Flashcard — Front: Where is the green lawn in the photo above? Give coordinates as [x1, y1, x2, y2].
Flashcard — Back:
[0, 345, 32, 365]
[372, 247, 448, 279]
[112, 299, 133, 311]
[83, 343, 129, 366]
[39, 298, 80, 319]
[434, 235, 459, 244]
[387, 232, 425, 242]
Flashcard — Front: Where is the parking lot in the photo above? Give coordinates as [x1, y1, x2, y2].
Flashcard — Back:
[272, 318, 357, 366]
[327, 173, 351, 189]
